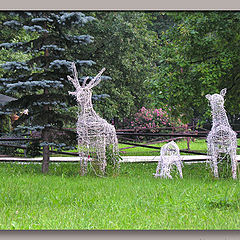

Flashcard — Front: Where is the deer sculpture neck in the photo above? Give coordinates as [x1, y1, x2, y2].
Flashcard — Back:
[206, 88, 230, 129]
[211, 104, 230, 128]
[77, 90, 97, 118]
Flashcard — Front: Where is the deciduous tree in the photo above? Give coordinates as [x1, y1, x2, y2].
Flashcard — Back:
[149, 12, 240, 125]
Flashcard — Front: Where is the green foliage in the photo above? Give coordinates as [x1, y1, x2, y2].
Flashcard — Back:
[0, 11, 161, 136]
[25, 140, 41, 157]
[78, 12, 159, 122]
[0, 114, 11, 134]
[0, 13, 35, 84]
[0, 115, 12, 155]
[146, 12, 174, 37]
[148, 12, 240, 124]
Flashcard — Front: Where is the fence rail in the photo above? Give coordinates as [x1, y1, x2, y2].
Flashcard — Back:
[0, 138, 40, 141]
[119, 141, 208, 155]
[1, 126, 240, 159]
[117, 132, 207, 137]
[1, 155, 240, 163]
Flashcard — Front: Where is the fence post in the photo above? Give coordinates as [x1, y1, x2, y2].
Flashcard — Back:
[42, 127, 50, 173]
[185, 124, 190, 151]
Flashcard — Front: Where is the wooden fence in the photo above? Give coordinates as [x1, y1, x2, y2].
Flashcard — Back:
[1, 126, 240, 161]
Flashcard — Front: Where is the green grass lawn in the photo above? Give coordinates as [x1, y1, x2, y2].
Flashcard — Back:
[0, 161, 240, 230]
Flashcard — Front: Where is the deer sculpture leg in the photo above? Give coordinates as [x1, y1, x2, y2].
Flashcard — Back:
[175, 160, 183, 178]
[77, 125, 89, 176]
[105, 134, 117, 166]
[165, 164, 173, 179]
[104, 125, 120, 169]
[160, 159, 172, 179]
[89, 136, 107, 176]
[77, 139, 88, 176]
[94, 151, 107, 177]
[229, 148, 237, 179]
[112, 135, 120, 169]
[207, 139, 219, 178]
[154, 157, 162, 177]
[211, 151, 219, 178]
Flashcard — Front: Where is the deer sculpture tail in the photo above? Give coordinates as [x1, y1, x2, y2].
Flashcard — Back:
[111, 131, 120, 166]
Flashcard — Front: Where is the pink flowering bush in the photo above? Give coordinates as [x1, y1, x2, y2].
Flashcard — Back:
[129, 107, 186, 130]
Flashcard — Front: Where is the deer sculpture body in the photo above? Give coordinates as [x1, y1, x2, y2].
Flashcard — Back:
[206, 88, 237, 179]
[154, 141, 183, 179]
[67, 63, 119, 176]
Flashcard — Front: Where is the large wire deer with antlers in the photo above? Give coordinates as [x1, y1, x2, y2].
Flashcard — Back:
[206, 88, 237, 179]
[67, 63, 119, 176]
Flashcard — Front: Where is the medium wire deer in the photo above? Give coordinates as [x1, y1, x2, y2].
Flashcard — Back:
[206, 88, 237, 179]
[67, 63, 119, 176]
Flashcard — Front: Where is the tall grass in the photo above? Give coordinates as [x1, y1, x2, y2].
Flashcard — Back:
[0, 162, 240, 230]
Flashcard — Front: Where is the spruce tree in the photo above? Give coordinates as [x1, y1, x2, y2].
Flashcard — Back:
[0, 11, 98, 173]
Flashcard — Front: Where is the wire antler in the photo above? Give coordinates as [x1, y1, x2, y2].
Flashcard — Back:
[67, 62, 81, 91]
[86, 68, 106, 89]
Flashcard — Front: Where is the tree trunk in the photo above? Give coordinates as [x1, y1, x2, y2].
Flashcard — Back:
[42, 127, 50, 173]
[41, 23, 51, 173]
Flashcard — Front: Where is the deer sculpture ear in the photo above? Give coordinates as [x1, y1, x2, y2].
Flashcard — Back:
[68, 91, 77, 96]
[220, 88, 227, 97]
[67, 76, 73, 81]
[205, 94, 211, 101]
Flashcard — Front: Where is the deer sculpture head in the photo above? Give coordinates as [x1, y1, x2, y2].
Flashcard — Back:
[161, 140, 180, 157]
[67, 62, 105, 107]
[205, 88, 227, 109]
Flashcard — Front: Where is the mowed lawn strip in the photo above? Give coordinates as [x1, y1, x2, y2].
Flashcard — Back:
[0, 162, 240, 229]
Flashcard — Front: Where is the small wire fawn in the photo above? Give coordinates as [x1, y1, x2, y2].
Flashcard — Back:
[154, 141, 183, 179]
[206, 88, 237, 179]
[67, 63, 119, 176]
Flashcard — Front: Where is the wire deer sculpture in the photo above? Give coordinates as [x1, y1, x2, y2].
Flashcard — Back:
[154, 141, 183, 179]
[206, 88, 237, 179]
[67, 63, 119, 176]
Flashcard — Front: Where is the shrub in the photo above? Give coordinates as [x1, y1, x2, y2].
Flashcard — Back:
[129, 107, 186, 130]
[25, 140, 41, 157]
